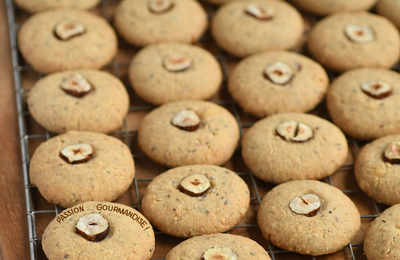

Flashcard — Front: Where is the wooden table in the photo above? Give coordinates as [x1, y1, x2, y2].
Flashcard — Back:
[0, 0, 30, 258]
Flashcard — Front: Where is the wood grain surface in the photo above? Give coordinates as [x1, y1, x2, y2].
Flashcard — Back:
[0, 0, 30, 259]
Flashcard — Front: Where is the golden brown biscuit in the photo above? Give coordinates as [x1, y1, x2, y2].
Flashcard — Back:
[138, 100, 240, 167]
[28, 70, 129, 134]
[308, 12, 400, 72]
[355, 134, 400, 205]
[258, 180, 361, 256]
[242, 113, 348, 183]
[114, 0, 207, 47]
[129, 42, 222, 105]
[141, 165, 250, 237]
[18, 9, 117, 74]
[42, 201, 155, 260]
[211, 0, 304, 58]
[14, 0, 101, 13]
[30, 131, 135, 208]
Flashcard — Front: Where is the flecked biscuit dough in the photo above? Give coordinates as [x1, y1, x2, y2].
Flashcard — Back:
[27, 69, 129, 134]
[42, 201, 155, 260]
[211, 0, 304, 58]
[114, 0, 207, 47]
[29, 131, 135, 208]
[129, 42, 222, 105]
[13, 0, 101, 13]
[18, 9, 117, 75]
[308, 11, 400, 73]
[242, 113, 348, 184]
[326, 68, 400, 140]
[354, 135, 400, 205]
[141, 165, 250, 237]
[258, 180, 361, 256]
[228, 51, 328, 117]
[377, 0, 400, 30]
[364, 204, 400, 260]
[166, 233, 271, 259]
[203, 0, 282, 6]
[290, 0, 378, 16]
[138, 100, 240, 167]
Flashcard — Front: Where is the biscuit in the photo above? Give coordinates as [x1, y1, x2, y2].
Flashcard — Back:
[129, 42, 222, 105]
[377, 0, 400, 30]
[18, 9, 117, 74]
[29, 131, 135, 208]
[138, 100, 240, 167]
[114, 0, 207, 47]
[13, 0, 101, 13]
[289, 0, 377, 16]
[203, 0, 282, 6]
[211, 0, 304, 58]
[141, 165, 250, 237]
[42, 201, 155, 260]
[27, 69, 129, 134]
[257, 180, 361, 256]
[241, 113, 348, 184]
[326, 68, 400, 140]
[308, 11, 400, 73]
[166, 233, 271, 259]
[228, 51, 328, 117]
[354, 134, 400, 205]
[364, 204, 400, 260]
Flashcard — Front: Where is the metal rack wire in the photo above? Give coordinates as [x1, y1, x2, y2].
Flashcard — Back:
[6, 0, 384, 259]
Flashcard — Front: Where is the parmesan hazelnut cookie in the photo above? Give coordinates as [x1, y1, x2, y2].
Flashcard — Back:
[27, 69, 129, 134]
[211, 0, 304, 58]
[29, 131, 135, 208]
[228, 51, 328, 117]
[258, 180, 361, 256]
[203, 0, 282, 6]
[308, 11, 400, 73]
[129, 42, 222, 105]
[289, 0, 378, 16]
[114, 0, 207, 47]
[166, 233, 271, 259]
[377, 0, 400, 30]
[326, 68, 400, 140]
[364, 204, 400, 260]
[242, 113, 348, 184]
[13, 0, 101, 13]
[138, 100, 240, 167]
[18, 9, 117, 75]
[354, 134, 400, 205]
[141, 165, 250, 237]
[42, 201, 155, 260]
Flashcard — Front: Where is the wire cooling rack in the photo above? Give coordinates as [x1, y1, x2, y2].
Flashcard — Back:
[6, 0, 389, 259]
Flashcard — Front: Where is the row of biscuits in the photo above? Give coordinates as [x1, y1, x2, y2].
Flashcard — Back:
[15, 0, 400, 259]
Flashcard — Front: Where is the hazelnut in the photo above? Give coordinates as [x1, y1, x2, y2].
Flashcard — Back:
[75, 213, 109, 242]
[54, 20, 85, 40]
[60, 73, 92, 98]
[264, 61, 294, 85]
[245, 4, 274, 21]
[384, 141, 400, 164]
[163, 52, 192, 72]
[179, 173, 211, 197]
[203, 246, 238, 260]
[361, 80, 392, 99]
[148, 0, 174, 14]
[344, 25, 374, 43]
[276, 120, 314, 142]
[59, 143, 93, 164]
[289, 193, 321, 217]
[171, 109, 201, 131]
